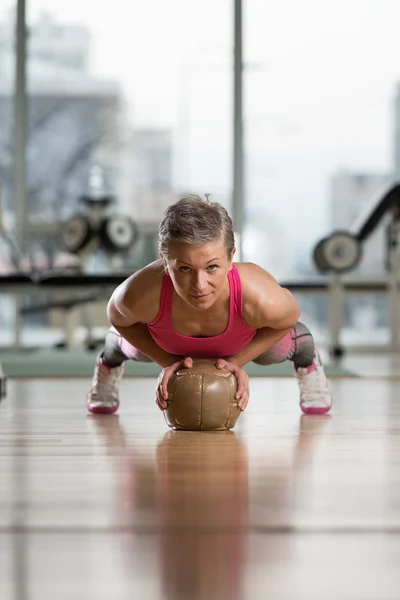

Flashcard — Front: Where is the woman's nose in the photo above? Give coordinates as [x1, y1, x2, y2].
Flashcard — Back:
[193, 273, 207, 290]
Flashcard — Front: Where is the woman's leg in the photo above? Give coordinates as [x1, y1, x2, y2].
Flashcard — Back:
[102, 327, 153, 367]
[87, 327, 153, 414]
[253, 322, 332, 415]
[252, 322, 315, 369]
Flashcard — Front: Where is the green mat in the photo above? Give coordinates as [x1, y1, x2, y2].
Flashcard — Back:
[0, 349, 357, 378]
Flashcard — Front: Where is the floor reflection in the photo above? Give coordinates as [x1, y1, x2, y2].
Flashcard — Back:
[155, 431, 248, 600]
[87, 412, 332, 600]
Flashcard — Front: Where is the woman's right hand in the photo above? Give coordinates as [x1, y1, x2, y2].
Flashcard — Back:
[156, 357, 193, 410]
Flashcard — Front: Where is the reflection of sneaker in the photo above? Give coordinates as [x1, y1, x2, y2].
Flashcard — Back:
[86, 356, 125, 415]
[294, 350, 333, 415]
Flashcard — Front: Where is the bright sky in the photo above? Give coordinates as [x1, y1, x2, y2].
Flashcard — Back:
[3, 0, 400, 272]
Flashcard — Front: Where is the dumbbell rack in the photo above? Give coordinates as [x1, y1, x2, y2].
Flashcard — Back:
[60, 192, 138, 273]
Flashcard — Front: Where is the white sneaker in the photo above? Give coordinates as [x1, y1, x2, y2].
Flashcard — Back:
[86, 356, 125, 414]
[294, 350, 333, 415]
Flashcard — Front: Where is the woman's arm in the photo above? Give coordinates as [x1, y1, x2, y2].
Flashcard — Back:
[225, 263, 300, 367]
[107, 267, 182, 369]
[109, 321, 182, 368]
[224, 325, 294, 367]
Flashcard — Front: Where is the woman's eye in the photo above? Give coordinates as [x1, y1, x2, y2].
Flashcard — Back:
[178, 265, 218, 273]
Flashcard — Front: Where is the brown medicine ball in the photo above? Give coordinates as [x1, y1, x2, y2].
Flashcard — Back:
[164, 360, 241, 431]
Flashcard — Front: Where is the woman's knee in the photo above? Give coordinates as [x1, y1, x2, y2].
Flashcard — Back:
[104, 327, 153, 364]
[118, 337, 153, 363]
[290, 321, 315, 367]
[252, 322, 315, 367]
[253, 331, 294, 365]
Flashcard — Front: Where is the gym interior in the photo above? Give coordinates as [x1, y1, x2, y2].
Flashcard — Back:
[1, 1, 400, 599]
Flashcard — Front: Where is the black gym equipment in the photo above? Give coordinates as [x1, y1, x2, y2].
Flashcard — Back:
[99, 216, 138, 254]
[313, 182, 400, 357]
[59, 165, 139, 268]
[313, 183, 400, 274]
[0, 166, 140, 376]
[60, 214, 95, 254]
[313, 231, 362, 274]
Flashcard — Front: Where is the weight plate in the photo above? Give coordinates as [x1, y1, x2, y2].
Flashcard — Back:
[60, 215, 93, 254]
[99, 216, 138, 253]
[313, 237, 331, 272]
[319, 231, 362, 273]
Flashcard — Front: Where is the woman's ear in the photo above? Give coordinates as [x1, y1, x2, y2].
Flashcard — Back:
[228, 248, 236, 269]
[160, 253, 169, 274]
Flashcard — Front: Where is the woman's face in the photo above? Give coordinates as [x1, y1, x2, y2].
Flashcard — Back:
[163, 239, 235, 310]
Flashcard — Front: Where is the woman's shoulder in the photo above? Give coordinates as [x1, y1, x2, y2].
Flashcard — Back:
[133, 258, 166, 283]
[234, 261, 279, 286]
[115, 259, 166, 322]
[234, 262, 282, 327]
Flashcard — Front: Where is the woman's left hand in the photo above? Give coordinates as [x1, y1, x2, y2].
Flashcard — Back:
[214, 359, 249, 411]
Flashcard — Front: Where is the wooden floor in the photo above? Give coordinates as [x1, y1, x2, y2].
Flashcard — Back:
[1, 362, 400, 599]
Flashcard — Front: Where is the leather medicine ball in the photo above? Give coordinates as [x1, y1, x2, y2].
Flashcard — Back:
[164, 361, 241, 431]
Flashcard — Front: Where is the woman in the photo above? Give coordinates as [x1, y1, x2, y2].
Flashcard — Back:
[87, 195, 332, 415]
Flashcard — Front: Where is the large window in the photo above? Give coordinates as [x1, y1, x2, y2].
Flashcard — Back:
[0, 2, 17, 344]
[1, 1, 233, 345]
[0, 3, 16, 236]
[245, 0, 399, 281]
[25, 1, 232, 227]
[243, 0, 400, 346]
[1, 1, 397, 348]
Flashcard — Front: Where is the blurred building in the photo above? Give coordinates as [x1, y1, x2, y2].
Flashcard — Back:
[132, 129, 176, 223]
[329, 170, 392, 274]
[0, 12, 129, 223]
[29, 12, 90, 71]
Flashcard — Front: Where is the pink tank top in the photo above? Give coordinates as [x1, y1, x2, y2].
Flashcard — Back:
[147, 264, 257, 358]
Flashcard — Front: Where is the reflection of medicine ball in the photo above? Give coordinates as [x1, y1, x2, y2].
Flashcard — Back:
[164, 361, 241, 431]
[59, 214, 94, 254]
[99, 216, 138, 253]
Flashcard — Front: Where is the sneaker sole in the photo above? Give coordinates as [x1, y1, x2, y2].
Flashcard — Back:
[87, 404, 119, 415]
[301, 405, 331, 415]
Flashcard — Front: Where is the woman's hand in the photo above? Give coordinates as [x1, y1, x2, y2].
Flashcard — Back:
[156, 357, 193, 410]
[215, 359, 250, 411]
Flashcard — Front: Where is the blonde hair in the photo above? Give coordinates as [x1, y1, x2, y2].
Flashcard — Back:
[158, 194, 235, 258]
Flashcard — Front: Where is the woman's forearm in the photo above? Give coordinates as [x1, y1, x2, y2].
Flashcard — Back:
[111, 322, 182, 368]
[225, 326, 292, 367]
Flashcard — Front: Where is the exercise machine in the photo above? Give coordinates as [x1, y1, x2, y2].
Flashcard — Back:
[313, 182, 400, 356]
